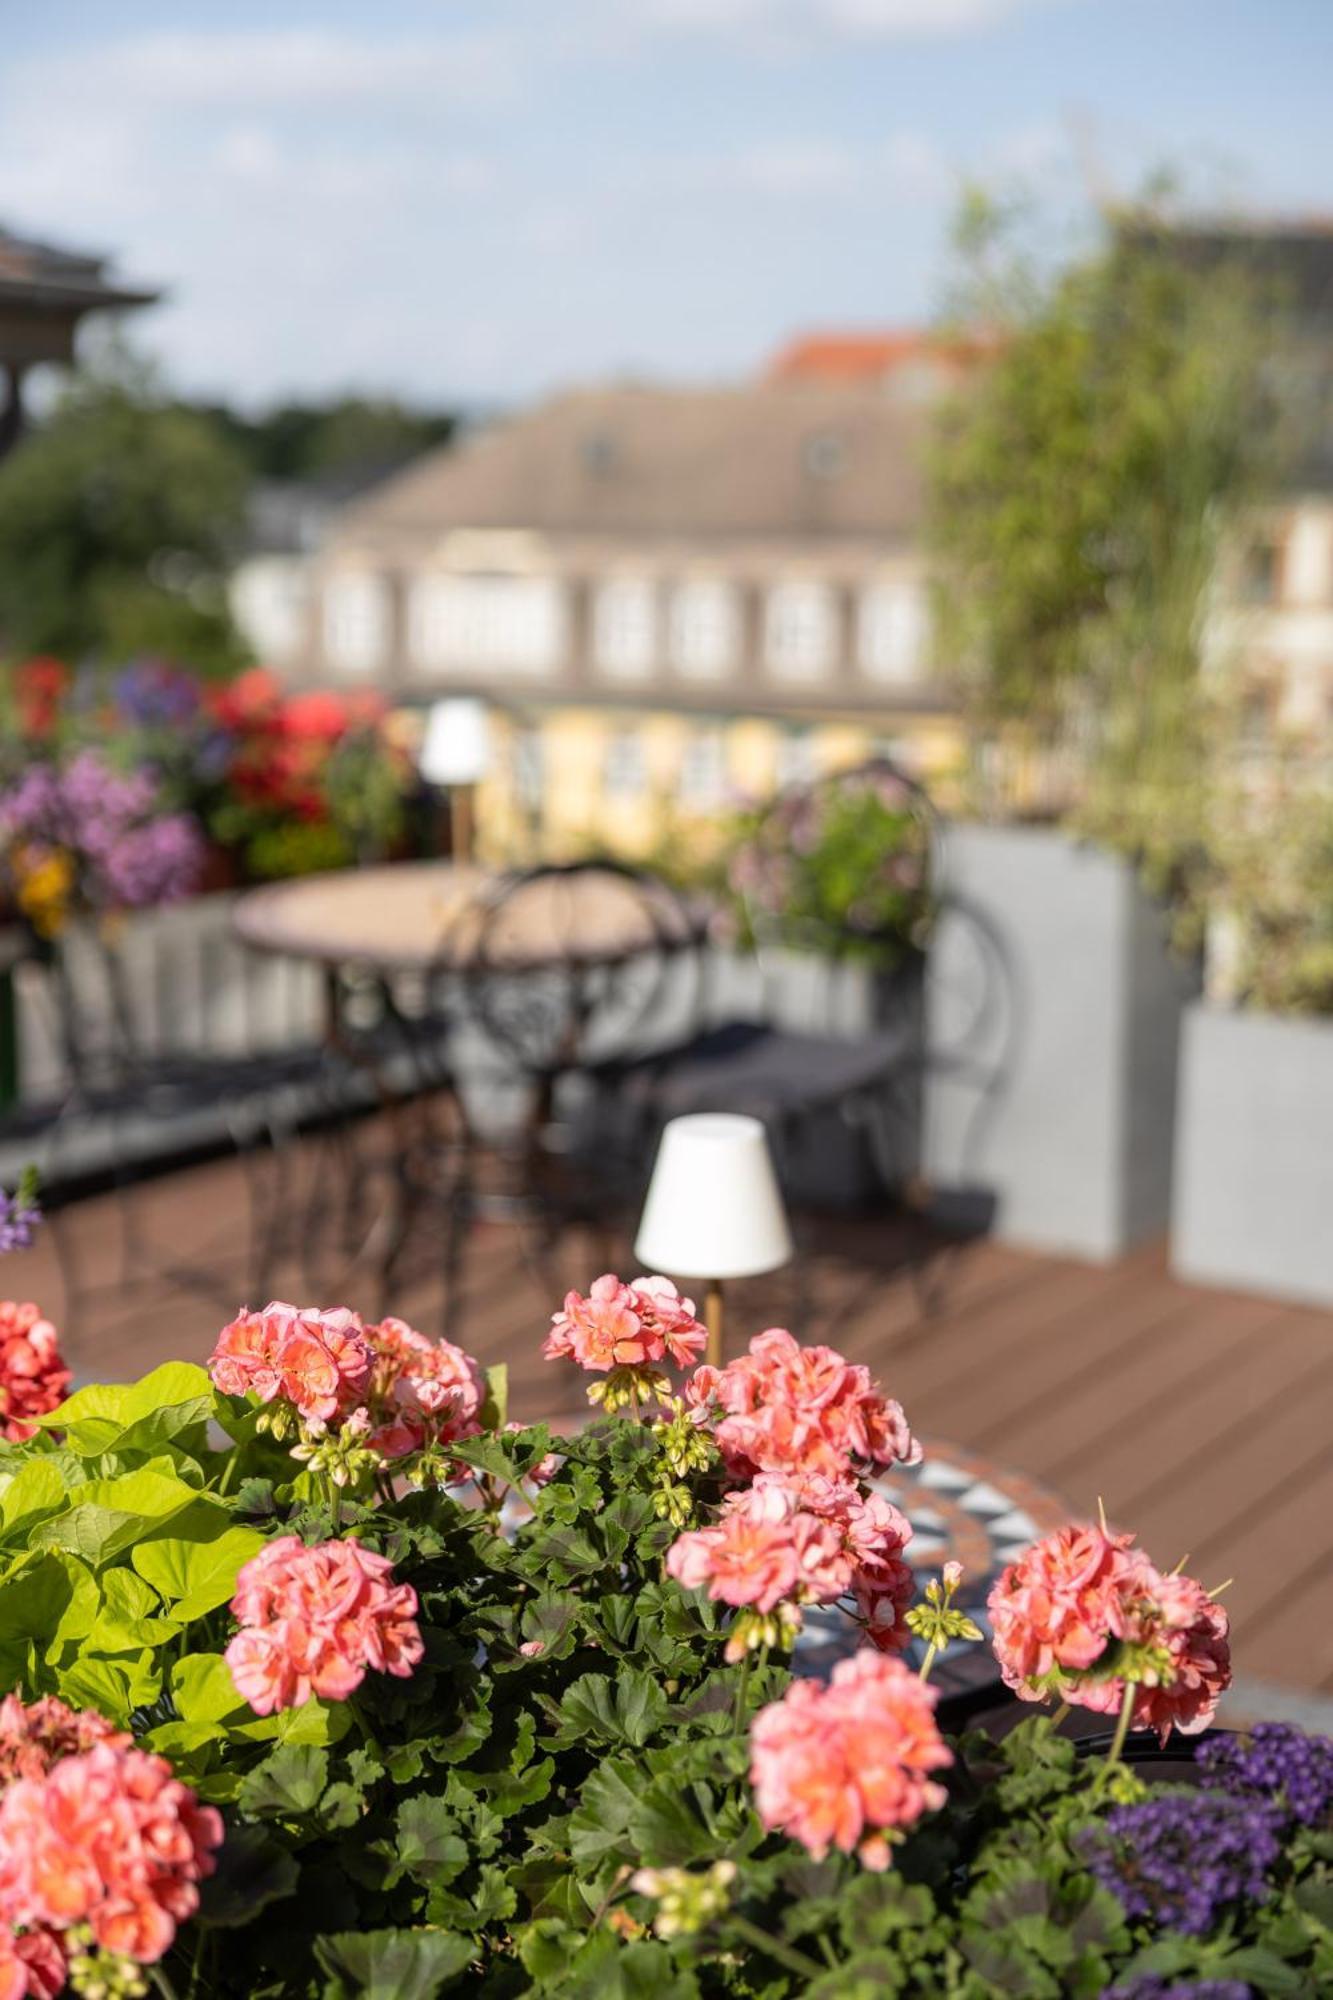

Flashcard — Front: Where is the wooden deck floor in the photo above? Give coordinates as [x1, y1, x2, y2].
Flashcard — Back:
[16, 1130, 1333, 1712]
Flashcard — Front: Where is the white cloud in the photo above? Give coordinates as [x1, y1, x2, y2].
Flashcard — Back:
[644, 0, 1068, 40]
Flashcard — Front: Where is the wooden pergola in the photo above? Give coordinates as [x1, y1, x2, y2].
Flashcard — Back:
[0, 226, 159, 455]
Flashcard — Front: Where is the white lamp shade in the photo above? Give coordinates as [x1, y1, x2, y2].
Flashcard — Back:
[634, 1113, 793, 1281]
[420, 698, 491, 786]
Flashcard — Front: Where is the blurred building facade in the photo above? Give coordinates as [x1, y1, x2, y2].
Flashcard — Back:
[275, 338, 968, 856]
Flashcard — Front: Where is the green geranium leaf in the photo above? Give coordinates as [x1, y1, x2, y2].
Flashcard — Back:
[390, 1796, 469, 1888]
[40, 1364, 215, 1459]
[239, 1743, 329, 1818]
[133, 1524, 266, 1620]
[546, 1670, 669, 1749]
[808, 1952, 905, 2000]
[314, 1927, 474, 2000]
[197, 1824, 300, 1928]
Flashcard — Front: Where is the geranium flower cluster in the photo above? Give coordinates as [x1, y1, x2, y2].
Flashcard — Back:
[685, 1327, 920, 1480]
[0, 1697, 221, 1985]
[224, 1534, 424, 1715]
[749, 1652, 952, 1870]
[0, 1303, 70, 1443]
[208, 1302, 483, 1479]
[544, 1275, 708, 1409]
[1082, 1790, 1280, 1936]
[987, 1522, 1231, 1742]
[666, 1472, 914, 1660]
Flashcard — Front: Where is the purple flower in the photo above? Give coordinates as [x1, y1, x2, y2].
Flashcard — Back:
[113, 661, 202, 730]
[0, 1187, 40, 1255]
[0, 751, 203, 918]
[1196, 1723, 1333, 1829]
[1082, 1791, 1280, 1936]
[1101, 1979, 1252, 2000]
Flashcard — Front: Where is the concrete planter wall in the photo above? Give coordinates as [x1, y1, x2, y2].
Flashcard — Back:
[924, 825, 1200, 1261]
[1172, 1003, 1333, 1305]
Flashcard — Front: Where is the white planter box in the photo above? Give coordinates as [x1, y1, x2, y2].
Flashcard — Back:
[924, 825, 1199, 1261]
[1171, 1002, 1333, 1305]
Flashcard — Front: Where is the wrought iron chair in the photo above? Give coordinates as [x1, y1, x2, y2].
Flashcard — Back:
[383, 860, 709, 1331]
[3, 918, 333, 1330]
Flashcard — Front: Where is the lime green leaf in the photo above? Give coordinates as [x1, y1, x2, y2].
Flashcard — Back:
[478, 1362, 508, 1430]
[0, 1550, 97, 1672]
[314, 1928, 473, 2000]
[30, 1464, 224, 1567]
[57, 1657, 134, 1722]
[133, 1525, 266, 1620]
[40, 1364, 215, 1458]
[173, 1652, 252, 1726]
[0, 1459, 73, 1545]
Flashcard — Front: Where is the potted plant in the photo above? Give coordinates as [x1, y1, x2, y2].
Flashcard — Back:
[0, 1265, 1324, 1996]
[1172, 760, 1333, 1306]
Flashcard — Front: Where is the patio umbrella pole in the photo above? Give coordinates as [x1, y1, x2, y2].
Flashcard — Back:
[705, 1278, 724, 1368]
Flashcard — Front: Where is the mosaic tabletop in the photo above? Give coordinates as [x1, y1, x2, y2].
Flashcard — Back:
[795, 1438, 1072, 1708]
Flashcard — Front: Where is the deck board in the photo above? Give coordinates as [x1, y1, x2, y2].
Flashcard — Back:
[11, 1135, 1332, 1703]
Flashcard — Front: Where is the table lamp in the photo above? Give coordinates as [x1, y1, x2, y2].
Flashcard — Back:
[634, 1113, 793, 1368]
[419, 698, 491, 863]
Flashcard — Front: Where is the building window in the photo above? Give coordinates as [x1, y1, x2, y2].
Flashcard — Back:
[408, 574, 564, 676]
[775, 730, 818, 791]
[512, 728, 544, 813]
[670, 580, 739, 680]
[679, 729, 729, 811]
[858, 581, 930, 687]
[1240, 540, 1281, 605]
[322, 570, 389, 676]
[603, 729, 647, 800]
[765, 581, 837, 681]
[594, 578, 657, 680]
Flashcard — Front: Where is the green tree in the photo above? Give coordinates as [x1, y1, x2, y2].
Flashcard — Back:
[200, 395, 457, 483]
[0, 367, 249, 674]
[928, 191, 1276, 812]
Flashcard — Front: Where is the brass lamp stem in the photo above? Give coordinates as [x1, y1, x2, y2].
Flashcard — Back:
[704, 1278, 724, 1369]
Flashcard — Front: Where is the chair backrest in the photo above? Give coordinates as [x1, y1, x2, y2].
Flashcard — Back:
[919, 889, 1023, 1187]
[453, 860, 707, 1077]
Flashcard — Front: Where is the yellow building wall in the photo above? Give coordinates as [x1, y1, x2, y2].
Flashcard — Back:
[473, 704, 964, 865]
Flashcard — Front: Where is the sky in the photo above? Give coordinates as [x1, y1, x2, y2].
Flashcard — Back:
[2, 0, 1330, 411]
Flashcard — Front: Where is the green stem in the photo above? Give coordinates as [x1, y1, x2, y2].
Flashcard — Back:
[918, 1639, 939, 1683]
[215, 1449, 240, 1499]
[726, 1913, 827, 1982]
[1049, 1700, 1071, 1730]
[327, 1477, 342, 1533]
[150, 1969, 181, 2000]
[733, 1649, 752, 1732]
[1106, 1677, 1138, 1767]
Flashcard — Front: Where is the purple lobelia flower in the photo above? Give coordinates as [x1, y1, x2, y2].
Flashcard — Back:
[1082, 1791, 1280, 1937]
[1195, 1722, 1333, 1829]
[0, 1170, 41, 1255]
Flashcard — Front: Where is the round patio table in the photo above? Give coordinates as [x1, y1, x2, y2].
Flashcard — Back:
[231, 859, 705, 976]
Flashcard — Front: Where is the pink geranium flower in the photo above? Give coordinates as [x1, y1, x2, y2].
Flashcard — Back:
[665, 1471, 914, 1648]
[685, 1328, 919, 1481]
[0, 1924, 64, 2000]
[0, 1736, 222, 1967]
[0, 1303, 70, 1443]
[543, 1274, 707, 1374]
[0, 1696, 126, 1786]
[225, 1535, 424, 1714]
[988, 1525, 1232, 1742]
[364, 1316, 483, 1459]
[209, 1302, 370, 1427]
[750, 1652, 951, 1868]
